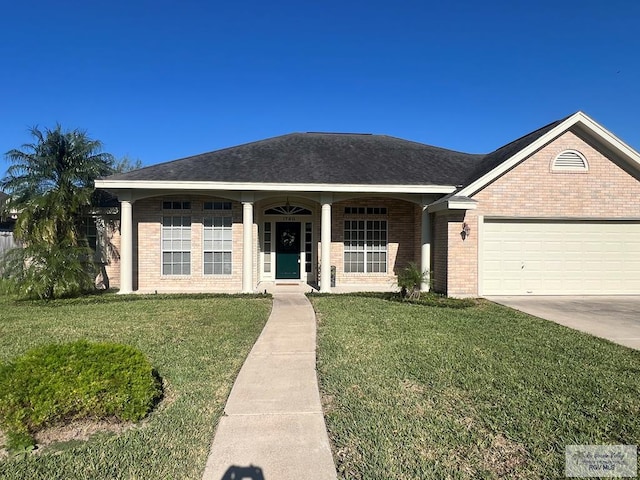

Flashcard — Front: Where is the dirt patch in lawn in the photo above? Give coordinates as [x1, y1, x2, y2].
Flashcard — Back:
[481, 433, 529, 478]
[33, 417, 136, 452]
[0, 419, 136, 459]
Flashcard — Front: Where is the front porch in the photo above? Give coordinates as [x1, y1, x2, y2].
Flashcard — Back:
[114, 191, 444, 295]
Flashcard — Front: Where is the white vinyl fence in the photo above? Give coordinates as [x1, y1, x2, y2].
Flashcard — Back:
[0, 230, 16, 256]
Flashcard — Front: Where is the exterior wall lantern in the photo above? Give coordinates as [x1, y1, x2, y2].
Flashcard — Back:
[461, 222, 471, 240]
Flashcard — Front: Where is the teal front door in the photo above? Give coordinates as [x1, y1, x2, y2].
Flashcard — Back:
[276, 222, 301, 279]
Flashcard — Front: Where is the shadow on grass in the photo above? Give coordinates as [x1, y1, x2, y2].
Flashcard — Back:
[308, 291, 478, 309]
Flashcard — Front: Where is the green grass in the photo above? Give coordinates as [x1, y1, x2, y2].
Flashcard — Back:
[0, 293, 271, 479]
[311, 294, 640, 479]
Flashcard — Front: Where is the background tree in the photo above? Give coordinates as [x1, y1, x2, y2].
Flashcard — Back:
[114, 155, 144, 173]
[0, 125, 114, 299]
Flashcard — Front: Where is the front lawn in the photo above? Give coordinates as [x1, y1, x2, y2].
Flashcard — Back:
[311, 294, 640, 479]
[0, 293, 271, 479]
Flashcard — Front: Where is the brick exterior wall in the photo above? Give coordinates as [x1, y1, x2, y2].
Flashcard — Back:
[132, 196, 247, 292]
[101, 216, 121, 289]
[330, 198, 419, 287]
[443, 129, 640, 297]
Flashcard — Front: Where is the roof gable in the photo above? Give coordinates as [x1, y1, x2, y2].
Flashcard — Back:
[457, 111, 640, 197]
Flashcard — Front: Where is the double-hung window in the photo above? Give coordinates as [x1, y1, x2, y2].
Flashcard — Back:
[344, 218, 387, 273]
[203, 202, 233, 275]
[162, 216, 191, 275]
[162, 201, 191, 275]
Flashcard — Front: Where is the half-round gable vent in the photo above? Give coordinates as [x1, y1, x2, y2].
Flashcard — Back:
[552, 150, 588, 172]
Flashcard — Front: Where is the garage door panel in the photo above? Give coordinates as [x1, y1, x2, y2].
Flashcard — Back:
[481, 220, 640, 295]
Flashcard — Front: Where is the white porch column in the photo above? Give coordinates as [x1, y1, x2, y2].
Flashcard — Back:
[242, 201, 254, 293]
[320, 200, 332, 293]
[420, 206, 431, 292]
[119, 199, 133, 294]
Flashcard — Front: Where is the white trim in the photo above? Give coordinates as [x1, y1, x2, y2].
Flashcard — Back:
[119, 200, 133, 294]
[242, 202, 254, 293]
[260, 220, 274, 282]
[320, 202, 332, 292]
[483, 216, 640, 222]
[160, 214, 192, 277]
[477, 214, 484, 296]
[457, 111, 640, 198]
[420, 207, 431, 292]
[202, 214, 234, 276]
[95, 179, 456, 195]
[427, 198, 478, 213]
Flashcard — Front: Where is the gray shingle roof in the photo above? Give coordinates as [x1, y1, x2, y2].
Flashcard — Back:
[105, 133, 483, 186]
[458, 116, 570, 187]
[102, 114, 575, 188]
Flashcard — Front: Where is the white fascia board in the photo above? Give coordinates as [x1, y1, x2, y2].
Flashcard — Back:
[457, 112, 583, 198]
[94, 180, 457, 195]
[577, 112, 640, 166]
[457, 111, 640, 198]
[427, 198, 478, 213]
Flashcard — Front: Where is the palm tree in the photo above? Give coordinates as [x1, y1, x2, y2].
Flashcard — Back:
[0, 125, 114, 299]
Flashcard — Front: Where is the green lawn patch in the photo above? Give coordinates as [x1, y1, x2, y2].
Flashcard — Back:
[311, 294, 640, 479]
[0, 293, 271, 479]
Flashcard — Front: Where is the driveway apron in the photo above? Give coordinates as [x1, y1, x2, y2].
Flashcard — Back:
[202, 293, 337, 480]
[488, 296, 640, 350]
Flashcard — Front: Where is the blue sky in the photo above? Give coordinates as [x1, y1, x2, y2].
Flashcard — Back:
[1, 0, 639, 177]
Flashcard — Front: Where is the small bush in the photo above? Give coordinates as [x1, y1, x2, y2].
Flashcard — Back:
[0, 341, 162, 451]
[397, 262, 428, 300]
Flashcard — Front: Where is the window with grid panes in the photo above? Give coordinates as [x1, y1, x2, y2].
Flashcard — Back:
[263, 222, 272, 273]
[162, 216, 191, 275]
[203, 203, 233, 275]
[343, 219, 387, 273]
[305, 222, 312, 273]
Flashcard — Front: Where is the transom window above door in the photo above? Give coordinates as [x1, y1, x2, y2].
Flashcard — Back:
[265, 205, 312, 215]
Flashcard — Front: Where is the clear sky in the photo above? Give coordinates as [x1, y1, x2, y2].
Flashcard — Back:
[1, 0, 639, 177]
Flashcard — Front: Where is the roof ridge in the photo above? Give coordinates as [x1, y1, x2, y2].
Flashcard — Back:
[486, 113, 575, 155]
[378, 134, 484, 157]
[304, 132, 373, 135]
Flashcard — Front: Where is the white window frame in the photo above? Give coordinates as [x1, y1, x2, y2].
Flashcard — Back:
[344, 219, 388, 273]
[203, 214, 233, 275]
[162, 215, 191, 275]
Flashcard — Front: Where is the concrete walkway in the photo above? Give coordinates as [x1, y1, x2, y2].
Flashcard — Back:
[202, 293, 338, 480]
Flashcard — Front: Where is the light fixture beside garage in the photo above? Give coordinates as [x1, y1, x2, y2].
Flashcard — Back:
[461, 222, 471, 240]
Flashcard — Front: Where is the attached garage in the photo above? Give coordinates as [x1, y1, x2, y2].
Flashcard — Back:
[481, 219, 640, 295]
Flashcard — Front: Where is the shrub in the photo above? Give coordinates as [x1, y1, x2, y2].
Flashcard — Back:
[397, 262, 429, 300]
[0, 341, 162, 451]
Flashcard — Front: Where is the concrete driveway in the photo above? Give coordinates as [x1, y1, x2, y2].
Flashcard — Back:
[487, 296, 640, 350]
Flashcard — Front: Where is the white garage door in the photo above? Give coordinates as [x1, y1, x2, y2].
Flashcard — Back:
[481, 219, 640, 295]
